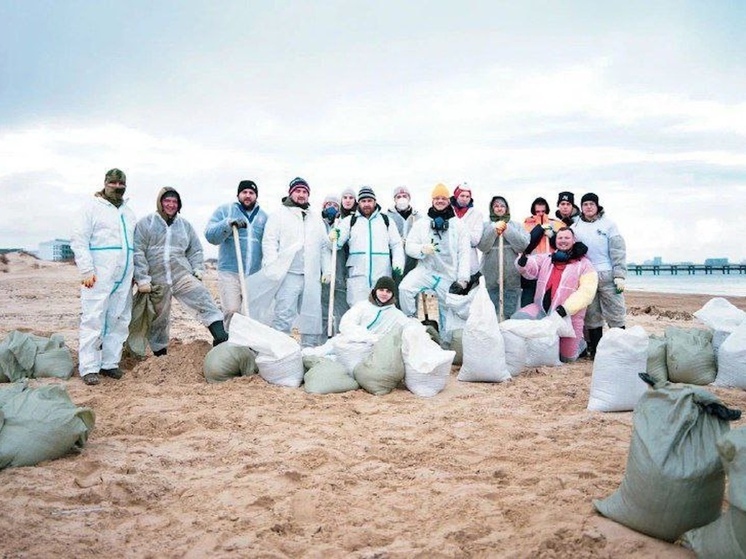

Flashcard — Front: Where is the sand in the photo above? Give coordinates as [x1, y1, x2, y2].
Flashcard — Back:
[1, 251, 745, 558]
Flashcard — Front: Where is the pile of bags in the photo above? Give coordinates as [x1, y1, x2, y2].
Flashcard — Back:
[0, 331, 74, 382]
[593, 375, 743, 555]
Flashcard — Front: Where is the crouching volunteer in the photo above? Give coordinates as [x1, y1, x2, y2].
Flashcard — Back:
[339, 276, 411, 335]
[398, 183, 470, 339]
[71, 168, 136, 386]
[133, 187, 228, 356]
[513, 227, 598, 362]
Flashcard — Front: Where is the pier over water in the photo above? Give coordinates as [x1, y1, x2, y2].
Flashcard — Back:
[631, 264, 746, 275]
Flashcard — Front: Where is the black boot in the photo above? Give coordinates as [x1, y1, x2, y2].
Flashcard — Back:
[587, 327, 603, 359]
[208, 321, 229, 347]
[153, 348, 167, 357]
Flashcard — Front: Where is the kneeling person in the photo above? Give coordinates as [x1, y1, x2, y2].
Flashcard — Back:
[514, 228, 598, 362]
[134, 188, 228, 355]
[339, 276, 411, 336]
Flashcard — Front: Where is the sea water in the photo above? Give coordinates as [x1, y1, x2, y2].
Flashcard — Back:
[626, 273, 746, 297]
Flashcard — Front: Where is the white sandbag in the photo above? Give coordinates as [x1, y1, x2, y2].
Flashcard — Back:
[712, 330, 730, 356]
[714, 320, 746, 389]
[442, 290, 478, 342]
[525, 336, 562, 368]
[457, 285, 511, 383]
[587, 326, 649, 412]
[500, 318, 557, 339]
[502, 331, 527, 377]
[402, 322, 455, 397]
[228, 313, 300, 360]
[256, 350, 304, 388]
[693, 297, 746, 333]
[300, 339, 336, 359]
[333, 334, 375, 377]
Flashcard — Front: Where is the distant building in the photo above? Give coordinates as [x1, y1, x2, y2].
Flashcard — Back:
[704, 258, 729, 266]
[38, 239, 73, 261]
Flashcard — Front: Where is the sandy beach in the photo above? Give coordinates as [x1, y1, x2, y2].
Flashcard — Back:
[1, 251, 745, 558]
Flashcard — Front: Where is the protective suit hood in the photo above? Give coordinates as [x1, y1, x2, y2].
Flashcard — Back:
[157, 187, 182, 223]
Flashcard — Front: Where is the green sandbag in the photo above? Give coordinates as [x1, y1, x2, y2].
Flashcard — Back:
[682, 427, 746, 558]
[203, 342, 257, 383]
[353, 326, 405, 395]
[645, 334, 668, 385]
[665, 327, 716, 385]
[0, 382, 95, 469]
[450, 329, 464, 366]
[126, 286, 165, 358]
[0, 331, 74, 381]
[593, 378, 739, 542]
[303, 358, 359, 394]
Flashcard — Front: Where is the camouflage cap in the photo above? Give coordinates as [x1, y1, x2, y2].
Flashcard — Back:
[105, 168, 126, 184]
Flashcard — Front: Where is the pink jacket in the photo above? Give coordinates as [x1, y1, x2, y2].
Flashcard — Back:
[516, 253, 598, 316]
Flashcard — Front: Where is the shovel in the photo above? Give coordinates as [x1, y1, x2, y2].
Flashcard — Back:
[232, 224, 250, 317]
[420, 292, 439, 331]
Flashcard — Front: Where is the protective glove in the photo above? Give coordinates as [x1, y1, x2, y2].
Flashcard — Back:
[193, 270, 203, 281]
[321, 273, 332, 284]
[392, 267, 403, 282]
[614, 278, 625, 294]
[517, 253, 528, 267]
[328, 228, 340, 242]
[137, 283, 152, 293]
[229, 217, 248, 229]
[81, 274, 96, 288]
[543, 225, 555, 238]
[448, 280, 468, 295]
[555, 305, 567, 317]
[421, 243, 436, 256]
[494, 221, 507, 235]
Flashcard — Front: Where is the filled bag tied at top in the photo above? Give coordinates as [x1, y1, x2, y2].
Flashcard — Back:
[681, 426, 746, 559]
[593, 374, 741, 543]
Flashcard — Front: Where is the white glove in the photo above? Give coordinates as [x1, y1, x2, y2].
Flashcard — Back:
[543, 225, 555, 238]
[193, 270, 203, 281]
[328, 228, 339, 242]
[614, 278, 625, 293]
[137, 283, 152, 293]
[421, 244, 436, 256]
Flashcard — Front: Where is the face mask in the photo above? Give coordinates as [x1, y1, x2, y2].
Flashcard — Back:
[322, 206, 338, 221]
[431, 217, 449, 232]
[395, 198, 410, 211]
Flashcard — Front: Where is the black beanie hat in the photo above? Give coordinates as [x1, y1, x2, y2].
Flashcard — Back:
[580, 192, 604, 213]
[371, 276, 397, 305]
[530, 197, 550, 215]
[557, 191, 574, 205]
[237, 180, 258, 196]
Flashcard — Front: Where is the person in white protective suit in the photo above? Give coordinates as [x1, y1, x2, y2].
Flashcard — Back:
[385, 185, 422, 280]
[261, 177, 329, 347]
[71, 168, 136, 386]
[339, 276, 412, 335]
[398, 183, 471, 339]
[450, 182, 484, 284]
[133, 187, 228, 356]
[204, 179, 268, 329]
[331, 186, 404, 306]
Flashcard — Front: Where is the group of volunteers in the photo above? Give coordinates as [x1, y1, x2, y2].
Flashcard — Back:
[70, 168, 627, 386]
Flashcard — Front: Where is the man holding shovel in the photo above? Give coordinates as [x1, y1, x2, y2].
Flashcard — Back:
[205, 180, 268, 329]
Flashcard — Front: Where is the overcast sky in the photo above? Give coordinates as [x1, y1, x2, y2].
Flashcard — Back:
[2, 1, 745, 263]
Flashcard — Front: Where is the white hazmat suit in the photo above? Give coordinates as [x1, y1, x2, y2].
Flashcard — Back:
[71, 194, 136, 377]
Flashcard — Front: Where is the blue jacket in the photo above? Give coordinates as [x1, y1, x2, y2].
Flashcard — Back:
[204, 202, 267, 275]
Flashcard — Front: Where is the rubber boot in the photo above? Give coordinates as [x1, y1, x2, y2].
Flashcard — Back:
[209, 320, 229, 347]
[153, 348, 167, 357]
[587, 327, 604, 359]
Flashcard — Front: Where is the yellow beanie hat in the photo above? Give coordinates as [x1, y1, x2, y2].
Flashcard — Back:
[431, 183, 450, 199]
